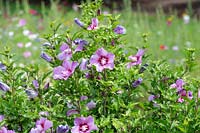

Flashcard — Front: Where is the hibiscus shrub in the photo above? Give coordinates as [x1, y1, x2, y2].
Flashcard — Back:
[0, 0, 200, 132]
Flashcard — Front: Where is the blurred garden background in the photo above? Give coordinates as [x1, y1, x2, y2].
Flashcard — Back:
[0, 0, 200, 75]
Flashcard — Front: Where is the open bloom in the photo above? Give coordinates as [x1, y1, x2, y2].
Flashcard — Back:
[148, 95, 155, 102]
[87, 18, 98, 30]
[127, 49, 145, 68]
[53, 60, 79, 80]
[170, 79, 185, 91]
[57, 43, 72, 61]
[71, 116, 98, 133]
[31, 117, 53, 132]
[90, 48, 115, 72]
[114, 25, 126, 34]
[86, 101, 96, 110]
[0, 127, 15, 133]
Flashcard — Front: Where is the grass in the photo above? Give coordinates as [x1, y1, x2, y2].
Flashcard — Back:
[0, 0, 200, 76]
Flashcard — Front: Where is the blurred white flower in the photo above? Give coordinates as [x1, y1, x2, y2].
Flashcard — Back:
[183, 14, 190, 24]
[8, 31, 14, 37]
[23, 29, 30, 36]
[172, 45, 179, 51]
[28, 34, 38, 40]
[25, 42, 32, 48]
[17, 42, 23, 48]
[185, 41, 191, 47]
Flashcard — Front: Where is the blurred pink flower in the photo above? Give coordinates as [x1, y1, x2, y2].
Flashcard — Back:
[18, 19, 26, 27]
[23, 51, 32, 58]
[17, 43, 23, 48]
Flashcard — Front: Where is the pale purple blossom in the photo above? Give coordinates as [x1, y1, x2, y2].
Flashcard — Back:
[86, 101, 96, 110]
[23, 51, 32, 58]
[57, 43, 72, 61]
[80, 58, 88, 71]
[74, 18, 85, 28]
[114, 25, 126, 34]
[57, 125, 69, 133]
[0, 81, 10, 92]
[71, 116, 98, 133]
[34, 117, 53, 132]
[90, 48, 115, 72]
[172, 45, 179, 51]
[87, 18, 98, 30]
[148, 95, 155, 102]
[80, 96, 88, 101]
[53, 60, 79, 80]
[198, 90, 200, 99]
[0, 62, 6, 71]
[32, 80, 39, 89]
[187, 91, 193, 100]
[170, 79, 185, 91]
[67, 109, 79, 117]
[127, 49, 145, 69]
[0, 127, 15, 133]
[0, 115, 4, 122]
[44, 82, 50, 89]
[18, 19, 26, 27]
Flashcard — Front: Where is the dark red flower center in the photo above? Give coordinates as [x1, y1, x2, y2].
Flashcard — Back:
[79, 123, 89, 132]
[98, 56, 108, 66]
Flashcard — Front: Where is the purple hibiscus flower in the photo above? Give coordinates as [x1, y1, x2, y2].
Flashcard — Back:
[170, 79, 185, 91]
[127, 49, 145, 69]
[114, 25, 126, 34]
[90, 48, 115, 72]
[30, 117, 53, 133]
[71, 116, 98, 133]
[0, 127, 15, 133]
[73, 39, 88, 52]
[87, 18, 98, 30]
[148, 95, 156, 102]
[53, 60, 79, 80]
[57, 43, 72, 61]
[86, 100, 96, 110]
